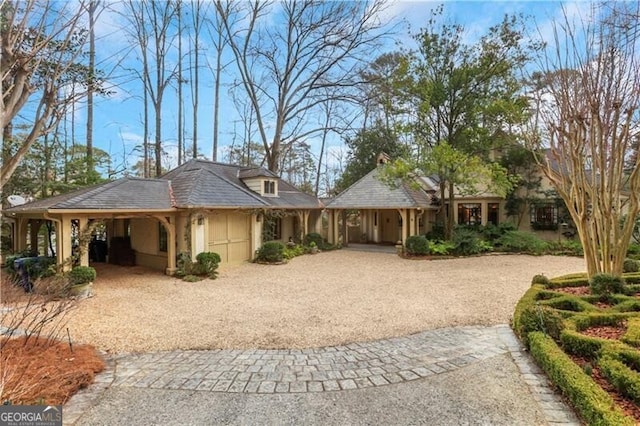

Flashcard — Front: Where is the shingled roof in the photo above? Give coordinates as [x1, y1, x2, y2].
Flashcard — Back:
[6, 159, 323, 214]
[163, 159, 323, 209]
[326, 167, 436, 209]
[5, 178, 174, 213]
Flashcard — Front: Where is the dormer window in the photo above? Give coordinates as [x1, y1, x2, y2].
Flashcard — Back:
[264, 180, 276, 195]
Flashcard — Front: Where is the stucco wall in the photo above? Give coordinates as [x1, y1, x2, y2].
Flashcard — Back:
[130, 218, 167, 270]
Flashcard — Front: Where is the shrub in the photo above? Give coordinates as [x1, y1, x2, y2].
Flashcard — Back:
[303, 233, 324, 247]
[495, 231, 548, 254]
[67, 266, 96, 286]
[528, 332, 634, 426]
[517, 304, 565, 341]
[590, 273, 626, 296]
[623, 258, 640, 273]
[283, 244, 305, 260]
[428, 240, 454, 255]
[599, 355, 640, 405]
[531, 274, 551, 286]
[405, 235, 429, 255]
[195, 252, 221, 278]
[256, 241, 285, 263]
[451, 228, 490, 256]
[182, 274, 203, 282]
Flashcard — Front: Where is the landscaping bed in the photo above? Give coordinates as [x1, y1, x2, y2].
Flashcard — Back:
[513, 270, 640, 425]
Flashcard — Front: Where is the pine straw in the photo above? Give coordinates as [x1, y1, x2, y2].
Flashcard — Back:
[0, 336, 105, 405]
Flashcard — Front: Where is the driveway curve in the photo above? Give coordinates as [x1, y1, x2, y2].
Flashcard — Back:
[67, 252, 585, 353]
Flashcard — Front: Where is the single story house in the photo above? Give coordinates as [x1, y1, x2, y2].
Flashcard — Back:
[324, 153, 559, 245]
[4, 159, 323, 274]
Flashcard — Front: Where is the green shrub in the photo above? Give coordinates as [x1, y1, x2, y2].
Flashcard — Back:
[68, 266, 96, 285]
[405, 235, 429, 255]
[599, 355, 640, 405]
[543, 296, 596, 313]
[303, 233, 324, 247]
[175, 251, 193, 277]
[256, 241, 285, 263]
[283, 244, 305, 260]
[547, 239, 584, 256]
[622, 318, 640, 347]
[428, 240, 454, 255]
[560, 330, 608, 359]
[495, 230, 548, 254]
[623, 258, 640, 273]
[451, 228, 490, 256]
[517, 304, 565, 341]
[531, 274, 551, 286]
[590, 273, 626, 296]
[195, 252, 221, 278]
[528, 332, 634, 426]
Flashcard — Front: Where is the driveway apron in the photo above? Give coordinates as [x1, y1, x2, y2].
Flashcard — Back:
[64, 325, 580, 425]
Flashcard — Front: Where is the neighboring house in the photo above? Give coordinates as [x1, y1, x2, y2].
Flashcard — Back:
[324, 153, 563, 245]
[4, 159, 323, 274]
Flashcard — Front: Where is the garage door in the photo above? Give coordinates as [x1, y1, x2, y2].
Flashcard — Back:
[208, 213, 252, 264]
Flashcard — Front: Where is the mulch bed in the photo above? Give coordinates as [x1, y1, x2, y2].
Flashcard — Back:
[569, 354, 640, 423]
[555, 286, 590, 296]
[581, 323, 627, 340]
[0, 336, 105, 405]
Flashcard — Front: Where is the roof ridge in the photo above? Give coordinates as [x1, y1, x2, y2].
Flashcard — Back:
[328, 167, 378, 202]
[202, 167, 269, 206]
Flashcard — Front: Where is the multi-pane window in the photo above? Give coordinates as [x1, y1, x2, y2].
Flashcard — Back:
[458, 203, 482, 225]
[530, 203, 558, 230]
[264, 180, 276, 195]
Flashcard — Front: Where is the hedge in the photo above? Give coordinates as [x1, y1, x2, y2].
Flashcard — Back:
[622, 318, 640, 347]
[599, 355, 640, 405]
[528, 332, 634, 426]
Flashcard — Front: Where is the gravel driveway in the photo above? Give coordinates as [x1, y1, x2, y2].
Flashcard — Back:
[66, 251, 585, 353]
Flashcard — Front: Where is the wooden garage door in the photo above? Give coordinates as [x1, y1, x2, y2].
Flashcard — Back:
[208, 213, 251, 264]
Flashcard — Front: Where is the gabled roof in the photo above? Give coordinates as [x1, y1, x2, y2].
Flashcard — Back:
[6, 159, 323, 214]
[5, 178, 174, 212]
[163, 159, 323, 209]
[163, 161, 268, 208]
[326, 167, 436, 209]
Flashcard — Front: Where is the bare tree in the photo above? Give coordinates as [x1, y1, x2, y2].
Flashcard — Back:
[188, 0, 208, 159]
[529, 3, 640, 276]
[123, 0, 178, 177]
[215, 0, 391, 174]
[0, 0, 103, 189]
[206, 0, 233, 161]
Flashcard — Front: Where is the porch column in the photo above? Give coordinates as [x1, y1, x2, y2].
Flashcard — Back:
[341, 209, 348, 247]
[58, 216, 74, 271]
[155, 215, 176, 275]
[409, 209, 417, 237]
[15, 218, 28, 252]
[327, 210, 335, 244]
[29, 220, 42, 254]
[302, 210, 310, 238]
[399, 209, 408, 243]
[78, 216, 89, 267]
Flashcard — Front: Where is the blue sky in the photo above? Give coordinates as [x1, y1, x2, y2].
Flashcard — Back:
[74, 1, 588, 175]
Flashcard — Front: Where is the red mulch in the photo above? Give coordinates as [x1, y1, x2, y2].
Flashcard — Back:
[570, 355, 640, 423]
[0, 336, 105, 405]
[581, 323, 627, 340]
[555, 286, 591, 296]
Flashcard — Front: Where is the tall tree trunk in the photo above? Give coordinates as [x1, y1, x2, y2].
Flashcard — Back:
[177, 0, 183, 165]
[86, 0, 97, 173]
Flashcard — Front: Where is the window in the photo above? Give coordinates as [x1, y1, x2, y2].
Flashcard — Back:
[263, 217, 282, 241]
[488, 203, 499, 226]
[458, 203, 481, 225]
[263, 180, 276, 195]
[158, 222, 168, 252]
[530, 203, 558, 230]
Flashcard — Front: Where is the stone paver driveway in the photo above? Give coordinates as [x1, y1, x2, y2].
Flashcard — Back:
[64, 325, 580, 425]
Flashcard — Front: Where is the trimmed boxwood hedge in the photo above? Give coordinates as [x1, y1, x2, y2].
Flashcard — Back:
[513, 271, 640, 424]
[528, 332, 634, 426]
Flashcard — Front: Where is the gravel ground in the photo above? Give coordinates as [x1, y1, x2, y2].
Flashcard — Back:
[64, 251, 585, 353]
